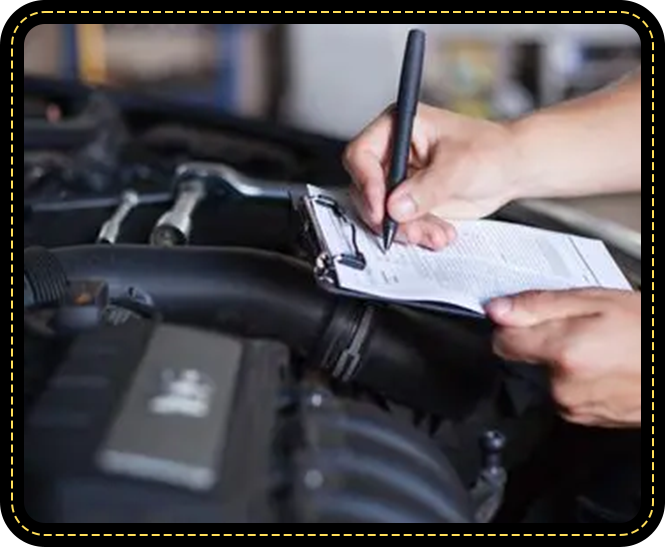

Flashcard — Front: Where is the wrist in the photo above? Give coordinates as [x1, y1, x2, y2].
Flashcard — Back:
[500, 114, 546, 201]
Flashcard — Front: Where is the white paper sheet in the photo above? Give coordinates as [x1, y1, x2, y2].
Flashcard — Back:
[306, 185, 633, 314]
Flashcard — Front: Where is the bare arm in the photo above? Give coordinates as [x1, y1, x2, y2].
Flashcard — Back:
[344, 68, 642, 250]
[509, 69, 642, 200]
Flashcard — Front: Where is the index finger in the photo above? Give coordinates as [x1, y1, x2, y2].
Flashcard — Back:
[343, 106, 394, 225]
[485, 289, 609, 328]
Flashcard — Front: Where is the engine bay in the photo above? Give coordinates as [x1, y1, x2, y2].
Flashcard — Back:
[22, 76, 642, 524]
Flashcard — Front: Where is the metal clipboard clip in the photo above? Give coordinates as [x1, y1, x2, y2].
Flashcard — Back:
[301, 193, 367, 287]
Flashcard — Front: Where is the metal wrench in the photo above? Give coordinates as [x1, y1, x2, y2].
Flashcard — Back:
[149, 179, 207, 247]
[96, 189, 140, 244]
[175, 162, 299, 200]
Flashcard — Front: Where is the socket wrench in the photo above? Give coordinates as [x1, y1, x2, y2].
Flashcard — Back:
[175, 162, 299, 200]
[149, 179, 207, 247]
[96, 189, 140, 244]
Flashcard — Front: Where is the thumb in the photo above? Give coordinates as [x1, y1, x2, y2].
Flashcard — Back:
[387, 166, 450, 223]
[484, 290, 603, 327]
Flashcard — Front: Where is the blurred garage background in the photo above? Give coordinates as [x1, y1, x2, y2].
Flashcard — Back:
[24, 23, 642, 234]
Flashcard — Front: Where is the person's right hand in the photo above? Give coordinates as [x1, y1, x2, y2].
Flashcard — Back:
[343, 103, 521, 250]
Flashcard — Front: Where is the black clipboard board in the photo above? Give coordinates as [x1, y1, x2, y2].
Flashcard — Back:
[294, 189, 486, 321]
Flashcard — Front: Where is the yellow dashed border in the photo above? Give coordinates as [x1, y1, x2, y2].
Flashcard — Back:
[11, 11, 654, 538]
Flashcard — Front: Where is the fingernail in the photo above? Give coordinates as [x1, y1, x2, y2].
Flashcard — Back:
[391, 195, 417, 220]
[395, 231, 408, 244]
[486, 298, 513, 318]
[428, 232, 443, 249]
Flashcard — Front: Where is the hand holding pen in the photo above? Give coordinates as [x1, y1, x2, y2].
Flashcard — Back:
[343, 30, 518, 251]
[346, 29, 453, 251]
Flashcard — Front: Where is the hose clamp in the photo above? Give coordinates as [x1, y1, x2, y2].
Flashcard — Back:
[333, 305, 375, 382]
[312, 301, 375, 384]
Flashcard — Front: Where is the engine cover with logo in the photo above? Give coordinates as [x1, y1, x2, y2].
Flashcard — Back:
[23, 317, 290, 523]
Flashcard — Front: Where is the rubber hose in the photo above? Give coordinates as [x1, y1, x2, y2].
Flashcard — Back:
[23, 117, 103, 151]
[26, 245, 499, 418]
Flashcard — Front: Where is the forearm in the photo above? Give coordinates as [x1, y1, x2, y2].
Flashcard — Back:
[507, 69, 642, 200]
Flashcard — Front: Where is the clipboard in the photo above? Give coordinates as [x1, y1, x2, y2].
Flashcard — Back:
[294, 190, 486, 321]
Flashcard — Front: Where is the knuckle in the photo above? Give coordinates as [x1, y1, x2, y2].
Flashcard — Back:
[342, 144, 359, 169]
[552, 385, 577, 415]
[412, 174, 447, 207]
[491, 335, 507, 358]
[556, 346, 579, 374]
[560, 409, 585, 426]
[555, 337, 586, 373]
[492, 333, 518, 361]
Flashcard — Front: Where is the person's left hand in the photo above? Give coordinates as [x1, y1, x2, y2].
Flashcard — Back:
[484, 288, 641, 429]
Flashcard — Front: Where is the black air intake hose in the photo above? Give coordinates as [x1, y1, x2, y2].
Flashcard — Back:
[24, 245, 499, 418]
[24, 117, 102, 151]
[23, 93, 122, 151]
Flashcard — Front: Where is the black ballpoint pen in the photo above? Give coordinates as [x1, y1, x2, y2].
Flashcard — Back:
[382, 29, 426, 252]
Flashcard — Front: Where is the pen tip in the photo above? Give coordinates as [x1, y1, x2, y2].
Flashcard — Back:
[382, 227, 395, 253]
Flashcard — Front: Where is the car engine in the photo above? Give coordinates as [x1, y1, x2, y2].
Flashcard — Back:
[22, 76, 642, 524]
